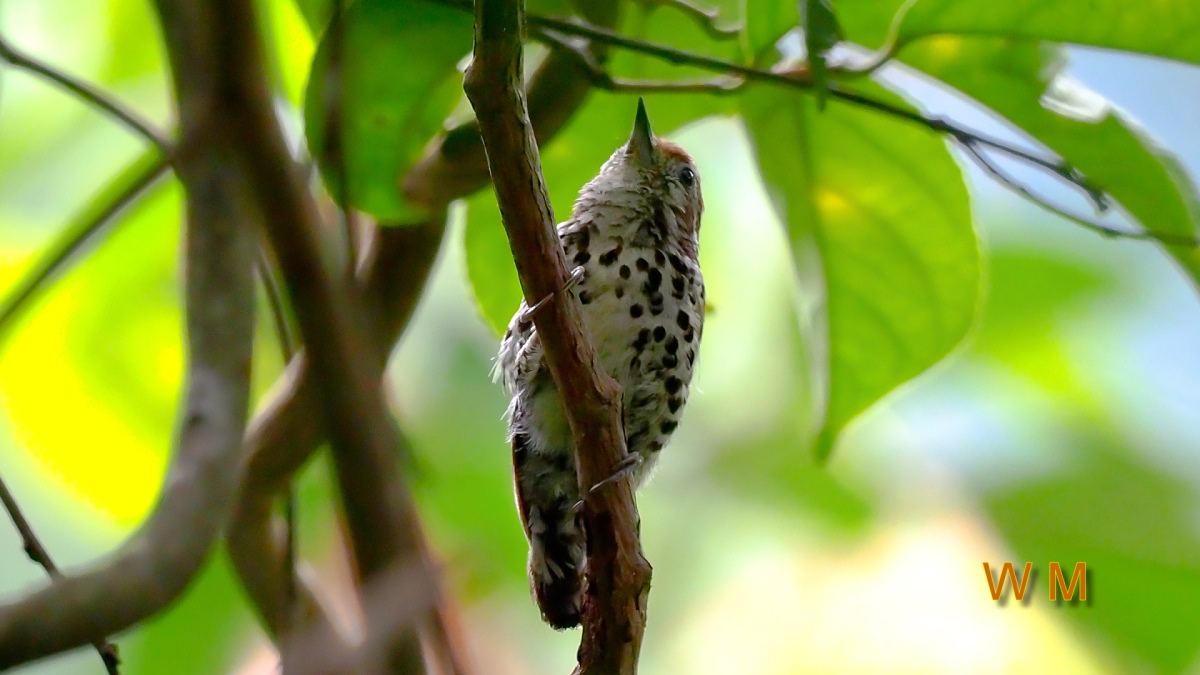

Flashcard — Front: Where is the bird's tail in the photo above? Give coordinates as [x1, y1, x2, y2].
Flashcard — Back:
[527, 503, 585, 629]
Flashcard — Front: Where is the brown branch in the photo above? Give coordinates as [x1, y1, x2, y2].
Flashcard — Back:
[154, 0, 449, 672]
[0, 474, 120, 673]
[404, 0, 618, 209]
[0, 148, 169, 339]
[0, 5, 260, 661]
[463, 1, 649, 673]
[284, 559, 434, 675]
[532, 27, 743, 94]
[0, 34, 171, 153]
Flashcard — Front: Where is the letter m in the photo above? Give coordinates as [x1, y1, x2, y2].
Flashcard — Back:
[984, 562, 1033, 601]
[1050, 562, 1087, 601]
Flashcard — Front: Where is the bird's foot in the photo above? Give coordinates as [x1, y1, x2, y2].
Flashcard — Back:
[569, 453, 644, 514]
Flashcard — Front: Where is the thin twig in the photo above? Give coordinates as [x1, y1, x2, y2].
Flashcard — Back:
[0, 149, 169, 338]
[0, 474, 121, 673]
[533, 28, 743, 93]
[0, 35, 171, 153]
[254, 247, 301, 638]
[961, 143, 1199, 246]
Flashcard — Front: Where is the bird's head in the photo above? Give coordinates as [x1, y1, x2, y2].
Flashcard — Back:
[573, 99, 704, 253]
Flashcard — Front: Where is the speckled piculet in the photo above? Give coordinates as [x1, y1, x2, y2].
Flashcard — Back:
[495, 99, 705, 629]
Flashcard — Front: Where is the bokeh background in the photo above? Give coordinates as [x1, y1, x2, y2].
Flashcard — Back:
[2, 0, 1200, 673]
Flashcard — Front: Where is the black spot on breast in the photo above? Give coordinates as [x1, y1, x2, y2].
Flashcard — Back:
[687, 348, 696, 366]
[661, 420, 678, 434]
[663, 354, 678, 369]
[630, 304, 644, 318]
[615, 285, 625, 299]
[636, 258, 649, 272]
[653, 326, 666, 342]
[579, 290, 593, 305]
[676, 310, 690, 331]
[574, 250, 591, 265]
[648, 292, 664, 315]
[631, 355, 642, 370]
[665, 336, 678, 354]
[668, 253, 687, 274]
[599, 245, 622, 265]
[671, 275, 685, 298]
[668, 398, 682, 413]
[577, 230, 590, 250]
[684, 327, 695, 343]
[620, 264, 631, 279]
[645, 268, 662, 291]
[654, 250, 666, 266]
[665, 376, 682, 394]
[633, 328, 650, 350]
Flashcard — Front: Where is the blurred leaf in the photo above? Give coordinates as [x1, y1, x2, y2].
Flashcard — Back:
[745, 0, 799, 63]
[709, 412, 874, 531]
[801, 0, 844, 109]
[971, 249, 1114, 383]
[463, 3, 739, 334]
[404, 340, 531, 596]
[0, 183, 182, 523]
[292, 0, 335, 34]
[304, 0, 471, 222]
[984, 435, 1200, 671]
[741, 81, 979, 461]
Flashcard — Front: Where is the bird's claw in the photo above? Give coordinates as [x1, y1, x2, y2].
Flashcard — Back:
[522, 266, 587, 320]
[569, 453, 644, 515]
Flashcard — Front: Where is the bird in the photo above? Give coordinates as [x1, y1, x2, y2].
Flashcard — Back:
[495, 98, 705, 629]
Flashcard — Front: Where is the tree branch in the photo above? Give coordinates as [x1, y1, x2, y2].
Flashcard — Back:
[155, 1, 449, 671]
[463, 1, 649, 672]
[0, 473, 120, 673]
[0, 8, 259, 661]
[0, 34, 171, 153]
[224, 0, 620, 654]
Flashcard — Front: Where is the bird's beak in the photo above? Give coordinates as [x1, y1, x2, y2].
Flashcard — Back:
[627, 97, 655, 165]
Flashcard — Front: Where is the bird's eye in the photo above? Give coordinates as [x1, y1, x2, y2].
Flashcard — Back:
[679, 166, 695, 187]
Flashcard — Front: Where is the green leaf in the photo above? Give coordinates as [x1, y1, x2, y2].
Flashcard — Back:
[896, 39, 1200, 286]
[741, 82, 979, 461]
[890, 0, 1200, 66]
[303, 0, 472, 222]
[463, 3, 739, 334]
[801, 0, 844, 109]
[750, 0, 1200, 70]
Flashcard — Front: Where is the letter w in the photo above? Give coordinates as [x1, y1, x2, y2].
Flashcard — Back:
[984, 562, 1033, 601]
